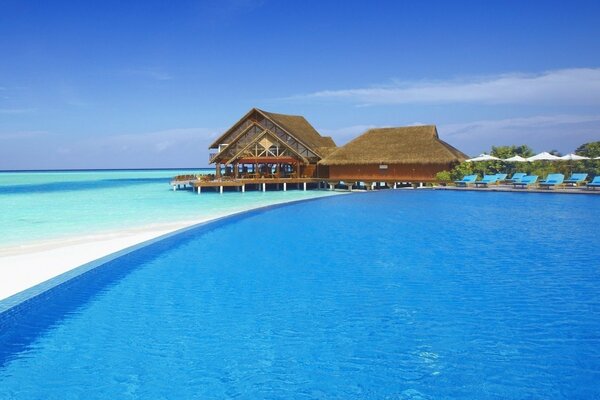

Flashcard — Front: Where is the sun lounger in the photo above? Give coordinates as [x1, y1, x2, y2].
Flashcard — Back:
[539, 174, 564, 189]
[508, 172, 527, 183]
[512, 175, 538, 188]
[474, 175, 499, 187]
[454, 175, 477, 187]
[564, 173, 588, 186]
[495, 173, 508, 182]
[586, 176, 600, 190]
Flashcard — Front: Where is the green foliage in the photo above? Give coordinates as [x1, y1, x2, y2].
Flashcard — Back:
[575, 141, 600, 158]
[435, 142, 600, 184]
[435, 170, 452, 182]
[490, 145, 534, 158]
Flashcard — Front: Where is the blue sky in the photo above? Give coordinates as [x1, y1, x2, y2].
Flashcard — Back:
[1, 0, 600, 169]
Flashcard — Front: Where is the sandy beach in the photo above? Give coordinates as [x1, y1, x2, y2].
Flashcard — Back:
[0, 218, 212, 301]
[0, 194, 339, 301]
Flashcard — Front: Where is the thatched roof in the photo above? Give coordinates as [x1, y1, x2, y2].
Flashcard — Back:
[319, 125, 467, 166]
[259, 110, 336, 155]
[209, 108, 337, 158]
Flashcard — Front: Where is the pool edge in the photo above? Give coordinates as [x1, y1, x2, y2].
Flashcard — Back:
[0, 193, 351, 315]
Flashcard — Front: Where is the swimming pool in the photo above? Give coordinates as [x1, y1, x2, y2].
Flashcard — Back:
[1, 190, 599, 399]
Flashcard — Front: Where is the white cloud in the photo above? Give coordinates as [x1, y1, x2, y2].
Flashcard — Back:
[318, 114, 600, 156]
[439, 114, 600, 155]
[293, 68, 600, 106]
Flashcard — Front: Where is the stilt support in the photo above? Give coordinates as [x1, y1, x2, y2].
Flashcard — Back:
[262, 183, 266, 192]
[219, 186, 223, 194]
[283, 182, 287, 191]
[197, 186, 201, 195]
[303, 182, 307, 191]
[242, 184, 245, 193]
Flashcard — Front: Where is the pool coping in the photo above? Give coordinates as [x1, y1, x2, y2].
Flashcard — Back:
[0, 193, 348, 315]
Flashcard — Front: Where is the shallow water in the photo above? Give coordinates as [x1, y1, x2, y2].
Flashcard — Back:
[0, 169, 335, 248]
[0, 190, 599, 399]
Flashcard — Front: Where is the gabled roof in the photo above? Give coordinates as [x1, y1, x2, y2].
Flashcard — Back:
[319, 125, 467, 165]
[259, 110, 336, 152]
[222, 129, 309, 165]
[209, 108, 336, 158]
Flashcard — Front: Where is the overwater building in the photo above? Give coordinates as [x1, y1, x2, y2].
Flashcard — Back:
[208, 109, 466, 185]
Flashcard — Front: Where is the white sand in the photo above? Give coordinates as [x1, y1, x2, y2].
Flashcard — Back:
[0, 218, 212, 301]
[0, 192, 338, 301]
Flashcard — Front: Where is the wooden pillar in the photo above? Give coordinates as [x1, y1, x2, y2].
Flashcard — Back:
[234, 163, 239, 178]
[215, 163, 221, 178]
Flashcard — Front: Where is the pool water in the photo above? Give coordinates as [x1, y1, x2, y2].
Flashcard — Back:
[1, 190, 599, 399]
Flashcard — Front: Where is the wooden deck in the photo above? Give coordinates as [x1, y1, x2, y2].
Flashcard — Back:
[170, 177, 326, 193]
[170, 176, 600, 195]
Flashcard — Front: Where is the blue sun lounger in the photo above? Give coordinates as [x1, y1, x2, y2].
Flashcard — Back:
[564, 173, 588, 186]
[474, 175, 499, 187]
[454, 175, 477, 187]
[539, 174, 564, 189]
[512, 175, 538, 188]
[495, 173, 508, 182]
[586, 176, 600, 190]
[508, 172, 527, 183]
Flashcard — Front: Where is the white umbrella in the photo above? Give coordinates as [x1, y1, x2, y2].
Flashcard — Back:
[466, 154, 501, 162]
[526, 152, 561, 161]
[504, 155, 527, 162]
[560, 153, 589, 161]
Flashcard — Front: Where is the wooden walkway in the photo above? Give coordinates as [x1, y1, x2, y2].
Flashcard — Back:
[170, 177, 325, 194]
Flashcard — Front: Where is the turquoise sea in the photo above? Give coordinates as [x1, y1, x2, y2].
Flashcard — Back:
[0, 169, 337, 249]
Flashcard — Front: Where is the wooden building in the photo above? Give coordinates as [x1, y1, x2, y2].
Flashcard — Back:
[319, 125, 467, 184]
[208, 108, 336, 179]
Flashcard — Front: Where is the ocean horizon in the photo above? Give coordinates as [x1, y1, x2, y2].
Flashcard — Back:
[0, 169, 337, 250]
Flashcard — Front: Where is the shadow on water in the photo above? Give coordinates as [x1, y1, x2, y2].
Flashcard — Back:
[0, 177, 169, 195]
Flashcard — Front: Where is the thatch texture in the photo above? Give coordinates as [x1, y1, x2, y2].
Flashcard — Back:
[209, 108, 337, 158]
[259, 110, 336, 156]
[319, 125, 467, 166]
